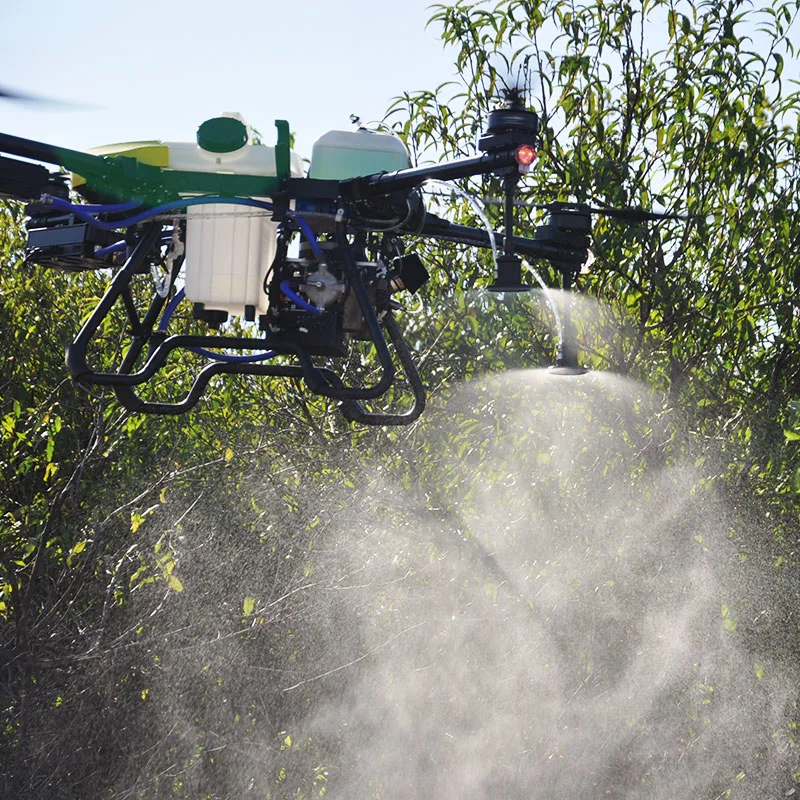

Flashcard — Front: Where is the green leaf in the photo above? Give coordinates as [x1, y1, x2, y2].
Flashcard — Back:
[66, 539, 88, 567]
[772, 52, 784, 80]
[131, 512, 146, 533]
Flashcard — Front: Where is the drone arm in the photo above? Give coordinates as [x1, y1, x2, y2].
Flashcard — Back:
[0, 132, 102, 173]
[414, 212, 588, 272]
[0, 130, 289, 203]
[0, 155, 55, 200]
[341, 147, 529, 199]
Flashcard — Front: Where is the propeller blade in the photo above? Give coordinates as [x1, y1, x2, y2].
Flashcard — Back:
[589, 205, 693, 222]
[0, 85, 81, 108]
[473, 197, 693, 221]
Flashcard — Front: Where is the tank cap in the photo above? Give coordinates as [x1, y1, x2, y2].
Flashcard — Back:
[197, 117, 248, 153]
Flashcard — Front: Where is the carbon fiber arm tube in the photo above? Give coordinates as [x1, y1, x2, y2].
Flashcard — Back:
[339, 149, 523, 198]
[413, 212, 588, 271]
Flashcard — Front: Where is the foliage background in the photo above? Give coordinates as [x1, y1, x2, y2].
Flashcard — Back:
[2, 0, 800, 796]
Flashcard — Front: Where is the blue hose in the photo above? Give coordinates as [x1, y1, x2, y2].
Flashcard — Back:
[291, 213, 324, 261]
[95, 240, 127, 257]
[157, 287, 276, 363]
[280, 280, 321, 315]
[190, 346, 277, 364]
[158, 289, 185, 331]
[75, 200, 143, 213]
[43, 195, 274, 230]
[44, 194, 324, 260]
[96, 234, 180, 258]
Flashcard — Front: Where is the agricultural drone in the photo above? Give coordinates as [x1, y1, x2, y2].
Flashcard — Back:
[0, 97, 641, 425]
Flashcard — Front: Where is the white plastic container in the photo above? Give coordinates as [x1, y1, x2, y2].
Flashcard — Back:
[171, 115, 305, 320]
[308, 128, 410, 180]
[86, 114, 304, 320]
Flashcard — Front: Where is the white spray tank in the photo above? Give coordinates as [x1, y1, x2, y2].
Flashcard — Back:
[308, 124, 411, 180]
[173, 113, 305, 323]
[82, 114, 304, 323]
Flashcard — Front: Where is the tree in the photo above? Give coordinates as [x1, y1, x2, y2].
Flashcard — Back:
[0, 197, 363, 797]
[3, 0, 800, 796]
[377, 1, 800, 794]
[390, 0, 800, 508]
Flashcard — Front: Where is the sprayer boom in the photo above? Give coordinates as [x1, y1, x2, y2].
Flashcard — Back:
[0, 100, 681, 424]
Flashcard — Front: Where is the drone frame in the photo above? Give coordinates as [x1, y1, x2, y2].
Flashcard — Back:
[0, 111, 594, 425]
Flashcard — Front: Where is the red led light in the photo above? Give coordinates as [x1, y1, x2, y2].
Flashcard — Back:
[515, 144, 537, 166]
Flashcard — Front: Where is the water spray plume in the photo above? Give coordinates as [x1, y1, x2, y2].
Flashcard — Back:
[43, 296, 798, 799]
[295, 370, 799, 798]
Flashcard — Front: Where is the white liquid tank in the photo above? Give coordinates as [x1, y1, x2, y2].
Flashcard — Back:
[171, 113, 304, 321]
[308, 126, 410, 180]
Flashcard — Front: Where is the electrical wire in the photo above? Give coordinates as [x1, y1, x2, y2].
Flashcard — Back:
[350, 196, 415, 232]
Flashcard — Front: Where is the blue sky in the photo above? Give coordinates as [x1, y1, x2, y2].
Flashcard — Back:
[0, 0, 457, 159]
[3, 1, 798, 165]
